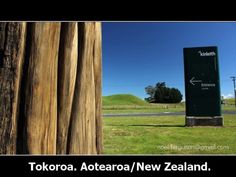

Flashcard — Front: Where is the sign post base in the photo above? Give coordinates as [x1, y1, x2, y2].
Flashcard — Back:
[185, 116, 223, 126]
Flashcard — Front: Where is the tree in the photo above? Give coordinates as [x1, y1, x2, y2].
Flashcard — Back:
[145, 82, 183, 103]
[169, 88, 182, 103]
[144, 85, 155, 103]
[154, 82, 166, 103]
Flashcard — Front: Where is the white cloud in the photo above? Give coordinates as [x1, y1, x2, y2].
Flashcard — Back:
[222, 93, 234, 99]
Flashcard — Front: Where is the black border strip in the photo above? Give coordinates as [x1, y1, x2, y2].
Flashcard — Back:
[0, 155, 235, 177]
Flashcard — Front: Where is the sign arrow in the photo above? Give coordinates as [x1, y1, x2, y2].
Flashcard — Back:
[190, 77, 202, 86]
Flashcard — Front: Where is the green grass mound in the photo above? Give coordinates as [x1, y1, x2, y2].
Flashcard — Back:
[103, 94, 149, 106]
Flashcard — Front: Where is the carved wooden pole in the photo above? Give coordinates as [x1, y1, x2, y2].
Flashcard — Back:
[0, 22, 26, 154]
[57, 22, 78, 154]
[94, 22, 103, 154]
[25, 23, 61, 154]
[68, 22, 102, 154]
[0, 22, 102, 155]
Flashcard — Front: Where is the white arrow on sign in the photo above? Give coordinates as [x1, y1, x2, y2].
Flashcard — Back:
[190, 77, 202, 86]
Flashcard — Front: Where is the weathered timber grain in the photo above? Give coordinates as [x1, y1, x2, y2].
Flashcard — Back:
[57, 23, 78, 154]
[0, 22, 102, 155]
[93, 23, 103, 154]
[68, 22, 98, 154]
[0, 22, 26, 154]
[25, 23, 61, 154]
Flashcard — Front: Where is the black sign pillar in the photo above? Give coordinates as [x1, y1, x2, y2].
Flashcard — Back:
[183, 46, 223, 126]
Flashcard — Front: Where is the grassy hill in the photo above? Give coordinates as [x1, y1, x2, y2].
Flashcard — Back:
[102, 94, 149, 106]
[102, 94, 235, 114]
[225, 98, 235, 105]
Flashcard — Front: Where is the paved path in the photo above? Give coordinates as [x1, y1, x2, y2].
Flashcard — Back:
[103, 110, 236, 117]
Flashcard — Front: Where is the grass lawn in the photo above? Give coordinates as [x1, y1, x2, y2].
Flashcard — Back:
[102, 94, 235, 114]
[103, 104, 235, 114]
[103, 104, 185, 114]
[103, 115, 236, 154]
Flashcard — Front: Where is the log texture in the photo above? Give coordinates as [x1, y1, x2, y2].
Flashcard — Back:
[57, 22, 78, 154]
[69, 22, 102, 154]
[0, 22, 102, 155]
[0, 22, 26, 154]
[25, 23, 61, 154]
[94, 23, 103, 154]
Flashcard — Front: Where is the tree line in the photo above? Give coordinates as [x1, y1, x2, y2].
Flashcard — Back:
[145, 82, 183, 103]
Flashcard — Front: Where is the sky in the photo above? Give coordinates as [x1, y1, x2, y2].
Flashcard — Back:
[102, 22, 236, 100]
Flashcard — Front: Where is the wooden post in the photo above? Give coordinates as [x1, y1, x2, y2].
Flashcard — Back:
[57, 22, 78, 154]
[94, 22, 103, 154]
[0, 22, 26, 154]
[68, 22, 102, 154]
[0, 22, 102, 155]
[25, 23, 61, 154]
